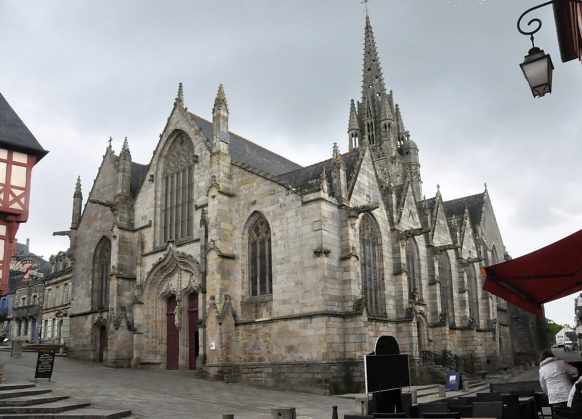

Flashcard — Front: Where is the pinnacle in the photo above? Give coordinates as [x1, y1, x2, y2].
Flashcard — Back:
[74, 176, 82, 197]
[176, 82, 184, 105]
[213, 84, 229, 114]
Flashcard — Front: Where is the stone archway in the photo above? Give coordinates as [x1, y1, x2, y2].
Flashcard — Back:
[141, 245, 202, 370]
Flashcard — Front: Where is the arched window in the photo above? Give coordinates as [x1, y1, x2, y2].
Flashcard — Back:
[248, 214, 272, 296]
[466, 265, 480, 327]
[93, 238, 111, 310]
[406, 238, 422, 299]
[438, 252, 454, 324]
[359, 214, 385, 316]
[162, 134, 194, 243]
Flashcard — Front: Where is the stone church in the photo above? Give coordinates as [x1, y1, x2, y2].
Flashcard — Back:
[64, 15, 541, 393]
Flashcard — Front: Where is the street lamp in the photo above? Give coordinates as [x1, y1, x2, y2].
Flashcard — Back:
[517, 0, 582, 98]
[520, 47, 554, 97]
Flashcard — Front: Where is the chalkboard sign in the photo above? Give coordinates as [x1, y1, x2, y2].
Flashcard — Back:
[35, 348, 56, 380]
[445, 371, 462, 391]
[364, 354, 410, 393]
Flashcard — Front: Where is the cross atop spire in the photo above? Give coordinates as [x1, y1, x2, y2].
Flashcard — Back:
[362, 0, 369, 16]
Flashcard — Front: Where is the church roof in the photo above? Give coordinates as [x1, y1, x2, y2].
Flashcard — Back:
[0, 92, 48, 160]
[276, 149, 362, 197]
[130, 162, 149, 198]
[189, 113, 302, 176]
[443, 192, 485, 227]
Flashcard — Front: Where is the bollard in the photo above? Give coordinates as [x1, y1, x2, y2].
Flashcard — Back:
[222, 415, 234, 419]
[411, 389, 417, 405]
[332, 405, 338, 419]
[354, 395, 369, 414]
[462, 380, 469, 392]
[270, 407, 296, 419]
[438, 384, 446, 398]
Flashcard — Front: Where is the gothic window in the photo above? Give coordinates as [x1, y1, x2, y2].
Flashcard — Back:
[406, 238, 422, 299]
[92, 237, 111, 310]
[466, 265, 480, 327]
[438, 252, 454, 324]
[359, 214, 386, 316]
[162, 134, 194, 243]
[248, 214, 272, 296]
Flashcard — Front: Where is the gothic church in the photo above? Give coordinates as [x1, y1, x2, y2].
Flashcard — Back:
[64, 15, 539, 393]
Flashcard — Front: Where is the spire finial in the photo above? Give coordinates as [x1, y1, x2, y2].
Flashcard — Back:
[107, 137, 113, 152]
[332, 142, 340, 159]
[362, 0, 369, 16]
[176, 82, 184, 105]
[213, 84, 229, 114]
[484, 182, 488, 191]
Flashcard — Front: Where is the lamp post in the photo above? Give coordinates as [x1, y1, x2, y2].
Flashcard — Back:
[517, 0, 582, 97]
[0, 93, 48, 296]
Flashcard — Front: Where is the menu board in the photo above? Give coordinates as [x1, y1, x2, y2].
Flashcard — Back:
[34, 348, 56, 380]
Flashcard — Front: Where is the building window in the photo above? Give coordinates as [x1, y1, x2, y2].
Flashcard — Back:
[93, 237, 111, 310]
[43, 319, 48, 339]
[438, 252, 454, 324]
[162, 134, 194, 243]
[467, 265, 480, 327]
[406, 238, 422, 299]
[248, 213, 272, 296]
[46, 288, 52, 308]
[20, 296, 26, 306]
[63, 283, 70, 304]
[359, 214, 386, 316]
[32, 294, 38, 305]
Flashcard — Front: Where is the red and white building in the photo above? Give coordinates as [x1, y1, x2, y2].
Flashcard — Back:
[0, 93, 47, 296]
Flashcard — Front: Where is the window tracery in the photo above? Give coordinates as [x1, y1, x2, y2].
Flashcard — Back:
[359, 214, 385, 316]
[162, 134, 194, 243]
[248, 214, 272, 296]
[93, 237, 111, 310]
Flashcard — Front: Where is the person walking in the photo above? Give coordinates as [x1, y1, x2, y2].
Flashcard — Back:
[539, 349, 579, 407]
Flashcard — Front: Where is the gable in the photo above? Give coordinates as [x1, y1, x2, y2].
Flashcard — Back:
[431, 198, 453, 247]
[397, 183, 422, 230]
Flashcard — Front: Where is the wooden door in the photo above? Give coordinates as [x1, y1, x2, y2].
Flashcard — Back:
[166, 295, 179, 370]
[188, 293, 199, 369]
[98, 326, 106, 362]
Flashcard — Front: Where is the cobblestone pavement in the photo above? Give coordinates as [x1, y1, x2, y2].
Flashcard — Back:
[1, 351, 356, 419]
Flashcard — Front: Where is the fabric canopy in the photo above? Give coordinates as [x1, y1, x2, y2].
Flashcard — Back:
[483, 229, 582, 317]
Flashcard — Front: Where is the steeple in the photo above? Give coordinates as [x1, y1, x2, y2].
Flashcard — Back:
[71, 176, 82, 230]
[362, 15, 387, 101]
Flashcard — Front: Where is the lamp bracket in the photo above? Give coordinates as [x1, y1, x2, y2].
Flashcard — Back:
[517, 0, 582, 47]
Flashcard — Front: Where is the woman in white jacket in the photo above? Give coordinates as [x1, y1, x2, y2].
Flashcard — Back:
[539, 349, 579, 406]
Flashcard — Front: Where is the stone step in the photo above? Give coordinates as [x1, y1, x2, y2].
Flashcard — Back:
[0, 400, 91, 414]
[0, 384, 37, 391]
[0, 407, 133, 418]
[0, 389, 52, 400]
[0, 394, 69, 406]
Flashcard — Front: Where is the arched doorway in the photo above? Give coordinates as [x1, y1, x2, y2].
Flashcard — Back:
[188, 293, 199, 369]
[166, 295, 179, 370]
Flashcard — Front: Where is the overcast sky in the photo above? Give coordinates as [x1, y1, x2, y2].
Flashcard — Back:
[1, 0, 580, 325]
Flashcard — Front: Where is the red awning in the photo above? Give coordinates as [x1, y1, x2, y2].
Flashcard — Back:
[483, 229, 582, 317]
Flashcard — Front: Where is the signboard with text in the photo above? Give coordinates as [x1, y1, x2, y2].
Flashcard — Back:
[34, 348, 55, 380]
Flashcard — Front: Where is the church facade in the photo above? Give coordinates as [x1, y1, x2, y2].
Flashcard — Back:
[65, 16, 540, 393]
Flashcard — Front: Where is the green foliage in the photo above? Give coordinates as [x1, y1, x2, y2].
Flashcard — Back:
[545, 318, 563, 345]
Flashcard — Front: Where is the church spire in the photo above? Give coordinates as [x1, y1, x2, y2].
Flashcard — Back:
[362, 15, 387, 101]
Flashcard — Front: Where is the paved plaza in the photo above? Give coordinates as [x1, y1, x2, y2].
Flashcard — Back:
[1, 350, 357, 418]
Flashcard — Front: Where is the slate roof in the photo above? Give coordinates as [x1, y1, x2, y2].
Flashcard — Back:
[442, 192, 485, 227]
[189, 113, 302, 176]
[130, 162, 149, 198]
[0, 93, 48, 160]
[8, 243, 50, 293]
[276, 149, 362, 197]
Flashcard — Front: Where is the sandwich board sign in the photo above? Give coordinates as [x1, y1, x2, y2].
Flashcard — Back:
[34, 348, 56, 382]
